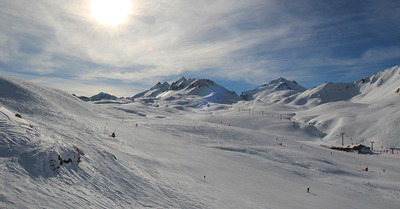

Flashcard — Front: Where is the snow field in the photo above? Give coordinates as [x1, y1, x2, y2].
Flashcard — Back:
[1, 70, 400, 208]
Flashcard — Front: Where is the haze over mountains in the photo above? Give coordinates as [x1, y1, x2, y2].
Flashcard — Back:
[0, 65, 400, 208]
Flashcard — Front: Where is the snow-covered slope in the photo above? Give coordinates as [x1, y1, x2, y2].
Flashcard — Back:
[1, 66, 400, 209]
[284, 82, 361, 106]
[132, 77, 241, 110]
[240, 77, 306, 103]
[131, 81, 170, 99]
[285, 65, 400, 107]
[352, 65, 400, 104]
[279, 65, 400, 148]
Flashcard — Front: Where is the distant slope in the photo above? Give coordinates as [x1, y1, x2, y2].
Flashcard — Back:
[284, 82, 361, 106]
[352, 65, 400, 104]
[78, 92, 118, 101]
[132, 77, 241, 109]
[131, 81, 170, 99]
[288, 65, 400, 147]
[240, 77, 306, 103]
[285, 65, 400, 107]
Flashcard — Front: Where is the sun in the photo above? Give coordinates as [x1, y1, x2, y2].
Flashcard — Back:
[90, 0, 132, 25]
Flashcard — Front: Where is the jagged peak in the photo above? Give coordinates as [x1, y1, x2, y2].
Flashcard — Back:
[171, 77, 187, 85]
[187, 79, 215, 89]
[268, 77, 288, 85]
[151, 81, 170, 90]
[259, 77, 306, 91]
[169, 77, 195, 91]
[131, 77, 240, 104]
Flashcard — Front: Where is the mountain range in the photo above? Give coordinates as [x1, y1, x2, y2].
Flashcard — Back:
[83, 64, 400, 111]
[75, 65, 400, 147]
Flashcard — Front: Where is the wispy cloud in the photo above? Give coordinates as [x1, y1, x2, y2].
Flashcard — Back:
[0, 0, 399, 96]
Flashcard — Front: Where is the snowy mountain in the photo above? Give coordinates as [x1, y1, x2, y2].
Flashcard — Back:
[1, 65, 400, 208]
[240, 77, 306, 102]
[131, 81, 170, 99]
[284, 65, 400, 107]
[282, 65, 400, 147]
[132, 77, 241, 110]
[78, 92, 118, 101]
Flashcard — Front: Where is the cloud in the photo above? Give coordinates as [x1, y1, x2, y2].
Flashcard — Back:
[0, 0, 309, 82]
[361, 47, 400, 63]
[0, 0, 399, 95]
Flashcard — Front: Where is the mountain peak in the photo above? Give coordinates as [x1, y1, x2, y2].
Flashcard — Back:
[131, 77, 240, 106]
[268, 77, 288, 85]
[241, 78, 306, 101]
[187, 79, 215, 89]
[150, 81, 170, 90]
[169, 77, 195, 91]
[88, 92, 118, 101]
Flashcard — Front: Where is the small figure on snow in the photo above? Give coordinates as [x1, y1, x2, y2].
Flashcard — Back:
[307, 187, 310, 193]
[111, 132, 116, 138]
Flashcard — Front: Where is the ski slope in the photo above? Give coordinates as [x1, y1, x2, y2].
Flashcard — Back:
[1, 75, 400, 208]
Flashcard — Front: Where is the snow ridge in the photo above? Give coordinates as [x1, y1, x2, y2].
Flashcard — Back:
[285, 65, 400, 107]
[240, 77, 306, 102]
[132, 77, 241, 109]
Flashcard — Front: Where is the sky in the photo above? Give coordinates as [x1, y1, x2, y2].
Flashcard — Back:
[0, 0, 399, 97]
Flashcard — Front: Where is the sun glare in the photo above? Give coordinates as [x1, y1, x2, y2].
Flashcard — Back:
[90, 0, 132, 25]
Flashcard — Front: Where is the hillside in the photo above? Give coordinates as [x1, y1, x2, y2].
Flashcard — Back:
[132, 77, 241, 110]
[240, 77, 306, 103]
[284, 65, 400, 107]
[1, 66, 400, 208]
[280, 65, 400, 148]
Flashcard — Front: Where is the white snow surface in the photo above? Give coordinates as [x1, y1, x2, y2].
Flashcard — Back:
[1, 66, 400, 208]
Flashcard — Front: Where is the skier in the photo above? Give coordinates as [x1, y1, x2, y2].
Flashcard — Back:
[111, 132, 116, 138]
[307, 187, 310, 193]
